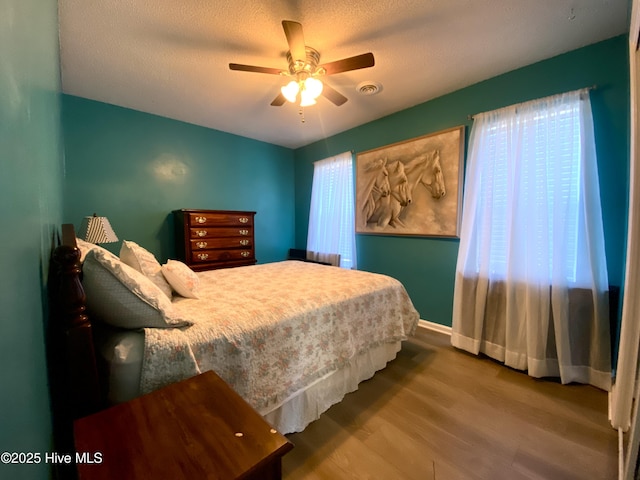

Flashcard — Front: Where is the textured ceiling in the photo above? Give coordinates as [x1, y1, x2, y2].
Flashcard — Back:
[58, 0, 629, 149]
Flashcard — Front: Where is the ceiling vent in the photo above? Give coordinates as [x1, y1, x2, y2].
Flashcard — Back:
[356, 81, 382, 96]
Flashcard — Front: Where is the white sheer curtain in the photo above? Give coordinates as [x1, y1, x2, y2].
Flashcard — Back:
[610, 8, 640, 477]
[307, 151, 357, 269]
[452, 89, 611, 390]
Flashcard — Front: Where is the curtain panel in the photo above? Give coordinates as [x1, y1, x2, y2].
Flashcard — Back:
[452, 89, 611, 390]
[307, 151, 357, 270]
[610, 1, 640, 442]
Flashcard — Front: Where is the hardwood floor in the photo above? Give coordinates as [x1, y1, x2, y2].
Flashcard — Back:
[282, 327, 617, 480]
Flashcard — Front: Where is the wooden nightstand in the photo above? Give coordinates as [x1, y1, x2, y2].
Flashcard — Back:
[73, 370, 293, 479]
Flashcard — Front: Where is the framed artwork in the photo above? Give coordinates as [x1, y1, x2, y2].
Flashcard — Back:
[355, 126, 464, 237]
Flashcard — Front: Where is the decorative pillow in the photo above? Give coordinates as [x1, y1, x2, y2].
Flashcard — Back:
[161, 260, 200, 299]
[82, 249, 192, 329]
[75, 237, 111, 263]
[119, 240, 173, 298]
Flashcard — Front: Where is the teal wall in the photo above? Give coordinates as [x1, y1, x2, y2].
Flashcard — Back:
[62, 96, 295, 264]
[0, 0, 64, 478]
[294, 36, 630, 326]
[0, 20, 628, 480]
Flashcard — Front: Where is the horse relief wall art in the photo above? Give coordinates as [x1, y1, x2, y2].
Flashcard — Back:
[356, 126, 464, 237]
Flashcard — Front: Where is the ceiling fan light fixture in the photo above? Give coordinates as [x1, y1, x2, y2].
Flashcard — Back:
[281, 81, 300, 103]
[230, 21, 375, 109]
[299, 90, 317, 107]
[282, 76, 323, 106]
[304, 77, 323, 99]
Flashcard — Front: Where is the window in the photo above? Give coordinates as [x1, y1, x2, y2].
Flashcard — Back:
[307, 151, 357, 269]
[452, 89, 611, 389]
[459, 89, 603, 286]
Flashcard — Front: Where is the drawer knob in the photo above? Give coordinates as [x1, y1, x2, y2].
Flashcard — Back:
[241, 251, 251, 258]
[239, 239, 249, 246]
[195, 241, 208, 249]
[197, 253, 209, 260]
[239, 229, 249, 236]
[195, 216, 207, 224]
[239, 217, 249, 224]
[195, 230, 207, 237]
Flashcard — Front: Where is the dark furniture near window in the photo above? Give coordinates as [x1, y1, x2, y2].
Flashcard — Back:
[287, 248, 331, 265]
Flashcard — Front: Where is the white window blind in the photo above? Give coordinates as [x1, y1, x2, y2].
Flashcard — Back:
[466, 93, 590, 284]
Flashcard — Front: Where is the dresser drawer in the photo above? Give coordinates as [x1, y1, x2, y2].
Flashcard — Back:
[188, 212, 253, 227]
[189, 227, 253, 239]
[190, 249, 254, 264]
[190, 238, 252, 250]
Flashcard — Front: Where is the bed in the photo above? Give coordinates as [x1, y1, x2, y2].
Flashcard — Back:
[48, 224, 419, 437]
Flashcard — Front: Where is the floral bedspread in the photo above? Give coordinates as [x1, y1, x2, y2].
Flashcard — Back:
[140, 261, 419, 415]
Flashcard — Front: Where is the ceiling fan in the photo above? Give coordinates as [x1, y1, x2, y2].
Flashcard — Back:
[229, 20, 375, 107]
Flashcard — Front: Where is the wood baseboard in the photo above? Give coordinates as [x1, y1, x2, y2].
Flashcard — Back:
[418, 319, 452, 336]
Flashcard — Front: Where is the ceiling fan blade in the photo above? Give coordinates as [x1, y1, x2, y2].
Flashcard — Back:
[320, 53, 375, 75]
[270, 93, 287, 107]
[282, 20, 306, 61]
[321, 83, 348, 106]
[229, 63, 283, 75]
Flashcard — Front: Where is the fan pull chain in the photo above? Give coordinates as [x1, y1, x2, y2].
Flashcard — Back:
[298, 108, 305, 123]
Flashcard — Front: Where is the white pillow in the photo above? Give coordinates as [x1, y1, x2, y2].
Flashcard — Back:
[162, 260, 200, 299]
[75, 237, 110, 263]
[82, 249, 192, 329]
[119, 240, 173, 298]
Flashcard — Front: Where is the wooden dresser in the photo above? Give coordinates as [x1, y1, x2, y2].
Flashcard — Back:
[174, 209, 256, 271]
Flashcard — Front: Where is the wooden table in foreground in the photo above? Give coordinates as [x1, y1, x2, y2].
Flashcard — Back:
[74, 370, 293, 480]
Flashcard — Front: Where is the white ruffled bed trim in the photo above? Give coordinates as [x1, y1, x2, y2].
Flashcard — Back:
[262, 341, 402, 434]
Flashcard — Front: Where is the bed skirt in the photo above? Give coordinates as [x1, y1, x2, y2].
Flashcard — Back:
[263, 341, 402, 433]
[97, 327, 402, 434]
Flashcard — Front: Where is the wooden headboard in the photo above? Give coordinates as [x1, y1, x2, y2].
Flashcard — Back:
[48, 224, 103, 452]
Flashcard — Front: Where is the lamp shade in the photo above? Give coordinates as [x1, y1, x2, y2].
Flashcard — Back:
[299, 90, 317, 107]
[304, 77, 323, 99]
[78, 214, 119, 244]
[281, 77, 323, 106]
[281, 81, 300, 103]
